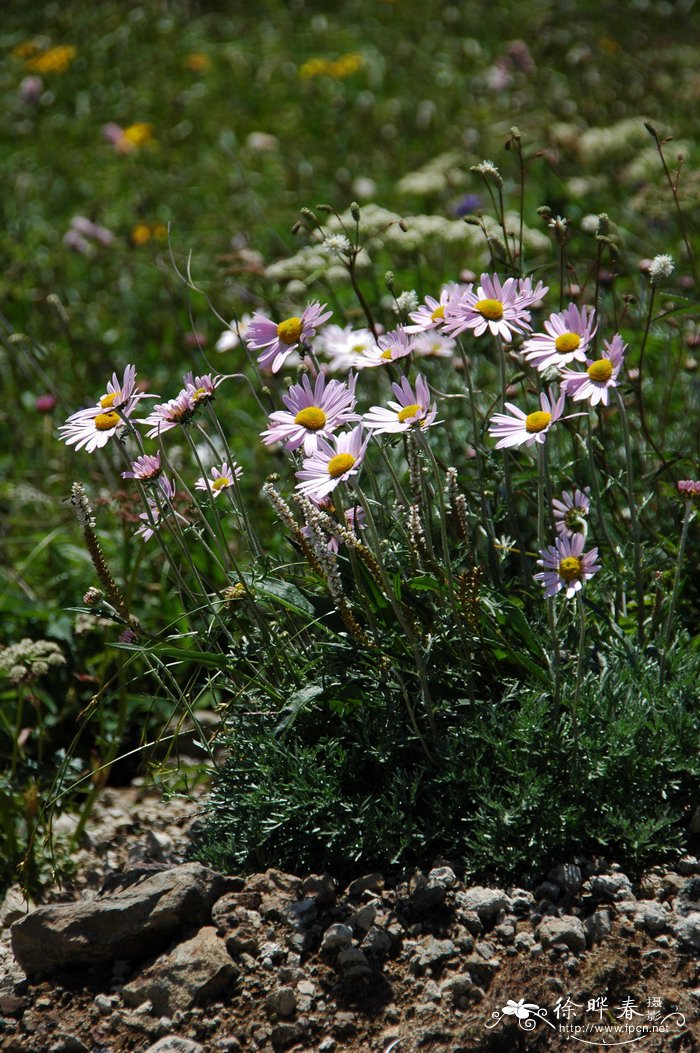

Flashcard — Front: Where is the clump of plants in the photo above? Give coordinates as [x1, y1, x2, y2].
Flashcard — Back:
[32, 133, 700, 882]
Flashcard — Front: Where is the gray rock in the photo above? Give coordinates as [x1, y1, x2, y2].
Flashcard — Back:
[266, 987, 296, 1018]
[428, 866, 458, 890]
[587, 873, 634, 902]
[49, 1038, 89, 1053]
[320, 924, 353, 953]
[494, 919, 515, 943]
[509, 889, 535, 915]
[440, 972, 474, 1006]
[455, 887, 510, 920]
[534, 881, 560, 902]
[409, 871, 446, 913]
[674, 877, 700, 917]
[94, 993, 117, 1013]
[11, 863, 227, 975]
[631, 900, 669, 934]
[421, 979, 442, 1002]
[300, 874, 336, 907]
[361, 925, 392, 957]
[548, 864, 583, 895]
[584, 910, 611, 944]
[346, 873, 383, 899]
[244, 869, 302, 919]
[536, 915, 586, 954]
[145, 1039, 205, 1053]
[677, 856, 700, 875]
[673, 911, 700, 949]
[0, 886, 32, 930]
[336, 945, 371, 978]
[121, 926, 238, 1015]
[514, 932, 535, 951]
[350, 902, 377, 933]
[410, 937, 456, 974]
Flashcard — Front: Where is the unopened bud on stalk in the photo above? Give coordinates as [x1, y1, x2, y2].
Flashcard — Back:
[83, 587, 103, 606]
[315, 203, 333, 213]
[350, 201, 361, 221]
[300, 207, 317, 224]
[385, 271, 395, 291]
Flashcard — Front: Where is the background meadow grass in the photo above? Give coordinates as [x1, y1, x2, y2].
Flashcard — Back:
[1, 0, 699, 889]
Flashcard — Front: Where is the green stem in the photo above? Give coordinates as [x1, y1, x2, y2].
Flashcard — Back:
[613, 389, 645, 642]
[659, 499, 694, 687]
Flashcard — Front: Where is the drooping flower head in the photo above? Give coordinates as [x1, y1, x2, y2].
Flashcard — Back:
[363, 374, 438, 435]
[247, 301, 332, 372]
[195, 461, 243, 497]
[535, 533, 600, 599]
[522, 304, 597, 372]
[122, 453, 162, 482]
[677, 479, 700, 496]
[136, 476, 176, 542]
[444, 273, 532, 343]
[183, 372, 220, 407]
[552, 487, 591, 538]
[261, 373, 359, 455]
[361, 327, 414, 367]
[138, 389, 196, 438]
[295, 426, 369, 500]
[488, 387, 566, 448]
[561, 334, 626, 407]
[405, 286, 459, 334]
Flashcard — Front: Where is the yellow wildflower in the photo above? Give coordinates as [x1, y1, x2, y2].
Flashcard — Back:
[185, 52, 210, 71]
[131, 224, 152, 247]
[11, 40, 40, 59]
[25, 45, 77, 74]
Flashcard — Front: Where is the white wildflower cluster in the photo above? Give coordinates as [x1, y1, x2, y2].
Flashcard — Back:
[577, 117, 653, 164]
[649, 254, 674, 284]
[321, 233, 352, 259]
[74, 612, 105, 636]
[0, 639, 66, 684]
[396, 151, 466, 196]
[581, 214, 601, 234]
[70, 482, 95, 528]
[471, 159, 503, 186]
[394, 290, 420, 314]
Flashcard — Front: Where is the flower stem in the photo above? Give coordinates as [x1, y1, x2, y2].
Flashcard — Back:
[659, 499, 694, 687]
[613, 388, 645, 642]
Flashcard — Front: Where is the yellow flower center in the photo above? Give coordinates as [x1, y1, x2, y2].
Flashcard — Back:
[277, 317, 303, 345]
[351, 343, 367, 354]
[525, 411, 552, 433]
[564, 507, 586, 529]
[212, 476, 230, 490]
[474, 298, 504, 321]
[327, 453, 356, 478]
[381, 349, 393, 360]
[555, 332, 581, 354]
[559, 556, 583, 582]
[397, 403, 421, 423]
[430, 306, 445, 322]
[99, 391, 121, 408]
[191, 386, 209, 403]
[587, 359, 613, 382]
[295, 406, 327, 430]
[94, 411, 120, 431]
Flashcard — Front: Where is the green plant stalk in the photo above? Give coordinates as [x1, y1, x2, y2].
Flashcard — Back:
[9, 684, 25, 781]
[613, 389, 645, 642]
[572, 593, 585, 748]
[659, 498, 694, 687]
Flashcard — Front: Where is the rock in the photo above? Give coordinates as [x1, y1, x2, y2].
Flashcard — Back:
[421, 979, 442, 1002]
[320, 924, 353, 953]
[145, 1039, 204, 1053]
[494, 919, 515, 943]
[94, 993, 117, 1013]
[0, 886, 32, 930]
[11, 863, 227, 975]
[336, 945, 371, 978]
[509, 889, 535, 915]
[455, 887, 510, 920]
[514, 932, 535, 951]
[346, 873, 383, 899]
[548, 864, 583, 895]
[631, 900, 669, 934]
[677, 856, 700, 875]
[534, 881, 560, 902]
[674, 877, 700, 917]
[409, 871, 446, 913]
[266, 987, 296, 1018]
[410, 937, 456, 974]
[584, 910, 612, 944]
[536, 916, 586, 954]
[216, 907, 262, 956]
[428, 866, 458, 890]
[244, 870, 302, 919]
[122, 926, 238, 1015]
[271, 1021, 303, 1049]
[361, 925, 392, 957]
[318, 1039, 336, 1052]
[49, 1038, 89, 1053]
[586, 873, 634, 902]
[350, 902, 377, 933]
[673, 911, 700, 950]
[440, 972, 474, 1006]
[300, 874, 336, 907]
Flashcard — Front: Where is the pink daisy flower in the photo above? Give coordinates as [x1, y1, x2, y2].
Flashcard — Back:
[138, 389, 196, 438]
[122, 453, 162, 481]
[63, 365, 147, 422]
[413, 331, 456, 358]
[261, 373, 359, 455]
[363, 374, 438, 435]
[561, 334, 626, 407]
[136, 476, 176, 542]
[552, 487, 591, 538]
[534, 533, 600, 599]
[405, 286, 460, 334]
[296, 426, 369, 500]
[677, 479, 700, 496]
[488, 387, 566, 448]
[247, 301, 332, 373]
[183, 372, 221, 406]
[361, 327, 414, 367]
[522, 304, 596, 372]
[195, 461, 243, 497]
[444, 273, 532, 343]
[515, 276, 549, 308]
